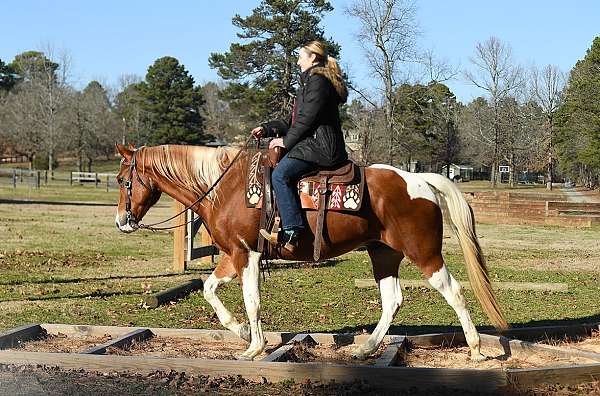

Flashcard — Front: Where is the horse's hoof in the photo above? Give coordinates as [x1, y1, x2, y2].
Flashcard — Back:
[470, 352, 487, 362]
[237, 354, 253, 361]
[239, 324, 251, 343]
[351, 348, 369, 360]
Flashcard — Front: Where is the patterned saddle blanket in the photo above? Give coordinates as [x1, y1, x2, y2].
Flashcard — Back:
[244, 151, 365, 212]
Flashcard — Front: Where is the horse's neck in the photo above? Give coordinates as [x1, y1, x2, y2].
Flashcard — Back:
[144, 147, 243, 226]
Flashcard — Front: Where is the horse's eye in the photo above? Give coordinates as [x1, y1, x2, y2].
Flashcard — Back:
[117, 177, 124, 185]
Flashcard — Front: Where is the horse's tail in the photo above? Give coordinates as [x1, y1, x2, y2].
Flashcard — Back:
[419, 173, 509, 330]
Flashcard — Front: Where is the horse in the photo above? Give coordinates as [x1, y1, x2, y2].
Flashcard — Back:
[114, 143, 508, 361]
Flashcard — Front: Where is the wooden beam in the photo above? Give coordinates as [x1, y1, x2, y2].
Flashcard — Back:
[172, 201, 186, 273]
[374, 336, 406, 367]
[507, 363, 600, 388]
[262, 334, 317, 362]
[489, 323, 600, 342]
[0, 350, 508, 392]
[355, 279, 569, 292]
[41, 324, 294, 346]
[0, 324, 45, 349]
[142, 278, 203, 309]
[479, 334, 600, 362]
[83, 329, 153, 355]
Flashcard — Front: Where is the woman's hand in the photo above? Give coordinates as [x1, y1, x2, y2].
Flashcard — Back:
[269, 137, 285, 149]
[251, 126, 264, 140]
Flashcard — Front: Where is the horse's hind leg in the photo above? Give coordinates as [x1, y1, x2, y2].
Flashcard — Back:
[203, 255, 250, 342]
[353, 242, 404, 359]
[423, 255, 485, 362]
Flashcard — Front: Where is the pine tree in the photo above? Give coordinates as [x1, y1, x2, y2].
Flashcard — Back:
[555, 37, 600, 186]
[209, 0, 340, 122]
[0, 58, 17, 92]
[138, 56, 208, 145]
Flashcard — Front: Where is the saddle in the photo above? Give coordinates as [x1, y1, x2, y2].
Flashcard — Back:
[245, 148, 365, 261]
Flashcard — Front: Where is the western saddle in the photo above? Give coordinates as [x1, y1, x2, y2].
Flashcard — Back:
[247, 147, 364, 261]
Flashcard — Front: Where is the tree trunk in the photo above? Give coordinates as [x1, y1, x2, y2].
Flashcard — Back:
[48, 149, 54, 180]
[87, 157, 93, 173]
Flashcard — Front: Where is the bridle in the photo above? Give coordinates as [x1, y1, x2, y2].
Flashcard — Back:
[119, 137, 254, 232]
[120, 149, 153, 230]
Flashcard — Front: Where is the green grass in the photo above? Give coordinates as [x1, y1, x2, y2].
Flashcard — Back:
[1, 190, 599, 333]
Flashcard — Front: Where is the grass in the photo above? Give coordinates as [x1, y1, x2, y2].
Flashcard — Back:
[1, 184, 599, 334]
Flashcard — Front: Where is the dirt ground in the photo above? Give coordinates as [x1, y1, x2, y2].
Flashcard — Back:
[402, 344, 597, 370]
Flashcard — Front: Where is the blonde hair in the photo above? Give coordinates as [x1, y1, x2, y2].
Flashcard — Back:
[303, 40, 343, 79]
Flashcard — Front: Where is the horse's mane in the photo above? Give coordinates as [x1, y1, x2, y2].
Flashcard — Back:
[138, 145, 241, 203]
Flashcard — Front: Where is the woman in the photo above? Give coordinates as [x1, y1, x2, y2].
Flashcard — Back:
[252, 40, 348, 249]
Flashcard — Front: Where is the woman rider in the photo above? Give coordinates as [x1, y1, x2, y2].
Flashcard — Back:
[251, 40, 348, 249]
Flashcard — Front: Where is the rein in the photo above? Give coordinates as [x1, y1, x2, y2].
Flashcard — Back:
[122, 136, 254, 232]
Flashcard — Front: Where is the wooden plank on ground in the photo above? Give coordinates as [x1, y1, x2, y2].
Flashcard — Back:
[479, 334, 600, 362]
[0, 351, 508, 392]
[507, 363, 600, 388]
[262, 334, 317, 362]
[0, 324, 45, 349]
[41, 324, 293, 347]
[354, 279, 569, 292]
[83, 329, 153, 355]
[374, 336, 406, 367]
[142, 278, 203, 309]
[408, 332, 467, 348]
[488, 323, 600, 342]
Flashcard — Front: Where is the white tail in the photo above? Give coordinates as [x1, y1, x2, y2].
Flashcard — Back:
[419, 173, 508, 329]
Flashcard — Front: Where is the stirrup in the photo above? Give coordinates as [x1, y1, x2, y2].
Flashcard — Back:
[259, 228, 299, 251]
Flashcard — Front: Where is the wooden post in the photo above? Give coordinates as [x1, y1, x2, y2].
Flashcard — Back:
[173, 201, 186, 273]
[95, 172, 99, 188]
[106, 175, 109, 192]
[36, 171, 40, 189]
[70, 171, 73, 185]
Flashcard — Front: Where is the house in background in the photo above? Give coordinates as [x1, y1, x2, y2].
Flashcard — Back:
[441, 164, 473, 181]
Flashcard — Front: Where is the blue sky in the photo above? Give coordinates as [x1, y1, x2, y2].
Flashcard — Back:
[2, 1, 599, 103]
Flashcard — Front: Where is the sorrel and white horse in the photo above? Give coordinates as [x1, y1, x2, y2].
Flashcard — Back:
[114, 144, 507, 361]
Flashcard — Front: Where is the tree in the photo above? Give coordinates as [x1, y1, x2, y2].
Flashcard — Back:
[345, 99, 386, 165]
[200, 81, 246, 143]
[346, 0, 419, 166]
[555, 37, 600, 188]
[530, 64, 565, 190]
[8, 48, 71, 177]
[113, 74, 151, 145]
[137, 57, 208, 145]
[209, 0, 340, 122]
[465, 37, 524, 187]
[0, 59, 17, 93]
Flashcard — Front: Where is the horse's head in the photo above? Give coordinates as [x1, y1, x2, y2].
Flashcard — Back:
[115, 144, 162, 233]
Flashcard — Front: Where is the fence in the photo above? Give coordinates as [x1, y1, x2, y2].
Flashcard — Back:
[0, 168, 47, 189]
[70, 172, 119, 191]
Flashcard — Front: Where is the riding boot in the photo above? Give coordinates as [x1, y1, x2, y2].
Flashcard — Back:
[259, 227, 301, 251]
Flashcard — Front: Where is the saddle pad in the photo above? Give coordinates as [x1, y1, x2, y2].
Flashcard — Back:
[245, 151, 364, 212]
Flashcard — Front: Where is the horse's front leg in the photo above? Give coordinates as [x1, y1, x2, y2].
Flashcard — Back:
[235, 245, 265, 360]
[203, 255, 250, 342]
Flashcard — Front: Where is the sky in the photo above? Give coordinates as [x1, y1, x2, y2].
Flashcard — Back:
[2, 1, 599, 104]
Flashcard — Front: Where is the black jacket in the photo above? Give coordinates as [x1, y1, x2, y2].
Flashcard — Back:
[261, 64, 348, 167]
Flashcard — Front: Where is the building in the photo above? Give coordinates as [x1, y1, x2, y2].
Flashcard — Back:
[440, 164, 473, 181]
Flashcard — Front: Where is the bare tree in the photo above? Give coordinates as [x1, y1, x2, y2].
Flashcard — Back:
[530, 64, 565, 190]
[0, 87, 44, 168]
[10, 45, 73, 177]
[346, 0, 419, 166]
[465, 36, 524, 187]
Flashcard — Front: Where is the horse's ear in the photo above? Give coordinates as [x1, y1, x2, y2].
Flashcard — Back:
[115, 143, 133, 161]
[127, 143, 136, 150]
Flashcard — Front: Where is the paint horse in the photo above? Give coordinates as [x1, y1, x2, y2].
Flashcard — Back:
[114, 144, 508, 361]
